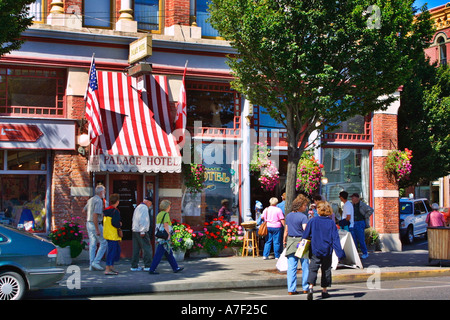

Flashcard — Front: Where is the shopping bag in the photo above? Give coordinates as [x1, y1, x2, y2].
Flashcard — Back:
[294, 239, 310, 259]
[276, 248, 288, 272]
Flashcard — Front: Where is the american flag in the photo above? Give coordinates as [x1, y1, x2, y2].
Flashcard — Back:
[84, 56, 103, 143]
[174, 62, 187, 146]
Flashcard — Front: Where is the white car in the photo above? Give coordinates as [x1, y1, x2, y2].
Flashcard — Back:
[399, 198, 432, 244]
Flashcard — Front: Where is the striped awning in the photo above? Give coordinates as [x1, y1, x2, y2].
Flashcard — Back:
[88, 71, 181, 173]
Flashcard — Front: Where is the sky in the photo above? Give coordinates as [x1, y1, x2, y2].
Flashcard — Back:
[414, 0, 448, 10]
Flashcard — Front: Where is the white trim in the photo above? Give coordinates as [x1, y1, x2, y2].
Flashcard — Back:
[159, 188, 183, 197]
[372, 149, 392, 157]
[373, 190, 399, 198]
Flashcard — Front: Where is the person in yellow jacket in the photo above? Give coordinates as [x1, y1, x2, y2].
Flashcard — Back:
[103, 193, 122, 275]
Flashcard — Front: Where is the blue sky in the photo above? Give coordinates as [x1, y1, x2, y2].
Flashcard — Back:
[414, 0, 448, 10]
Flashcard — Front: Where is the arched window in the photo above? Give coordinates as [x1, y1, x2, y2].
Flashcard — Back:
[438, 37, 447, 66]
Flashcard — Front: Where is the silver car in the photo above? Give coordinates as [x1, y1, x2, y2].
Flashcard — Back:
[0, 224, 65, 300]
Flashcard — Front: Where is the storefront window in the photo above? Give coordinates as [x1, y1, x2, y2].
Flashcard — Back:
[183, 143, 240, 228]
[321, 148, 370, 210]
[0, 174, 47, 232]
[7, 150, 46, 171]
[0, 150, 48, 232]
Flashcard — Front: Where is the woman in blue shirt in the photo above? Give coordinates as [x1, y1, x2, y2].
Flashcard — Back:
[303, 201, 345, 300]
[283, 194, 310, 295]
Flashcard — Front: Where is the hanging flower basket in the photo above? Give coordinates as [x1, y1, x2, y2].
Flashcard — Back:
[250, 142, 280, 191]
[183, 163, 206, 194]
[296, 151, 323, 196]
[384, 148, 413, 183]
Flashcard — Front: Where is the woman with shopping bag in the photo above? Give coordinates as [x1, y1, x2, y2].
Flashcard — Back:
[283, 194, 310, 295]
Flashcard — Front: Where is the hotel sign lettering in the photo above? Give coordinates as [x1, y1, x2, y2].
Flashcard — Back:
[89, 154, 182, 173]
[129, 35, 152, 64]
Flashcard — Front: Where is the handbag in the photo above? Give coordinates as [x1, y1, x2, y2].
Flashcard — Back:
[155, 212, 169, 240]
[258, 221, 268, 237]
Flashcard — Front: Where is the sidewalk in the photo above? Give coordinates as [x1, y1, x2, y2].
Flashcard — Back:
[27, 247, 450, 299]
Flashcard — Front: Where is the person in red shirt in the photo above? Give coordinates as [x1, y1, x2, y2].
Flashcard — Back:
[426, 203, 446, 227]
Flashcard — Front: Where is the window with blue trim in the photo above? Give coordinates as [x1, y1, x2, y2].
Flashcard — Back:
[135, 0, 160, 31]
[196, 0, 220, 37]
[83, 0, 112, 28]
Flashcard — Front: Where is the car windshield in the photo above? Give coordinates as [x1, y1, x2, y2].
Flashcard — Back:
[400, 202, 412, 214]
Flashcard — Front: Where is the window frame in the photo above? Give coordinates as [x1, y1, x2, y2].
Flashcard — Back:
[82, 0, 114, 29]
[0, 66, 66, 118]
[133, 0, 162, 34]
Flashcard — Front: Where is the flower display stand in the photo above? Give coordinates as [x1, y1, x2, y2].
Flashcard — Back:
[56, 246, 72, 265]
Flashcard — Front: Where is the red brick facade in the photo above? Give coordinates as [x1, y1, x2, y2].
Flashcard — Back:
[373, 113, 400, 236]
[165, 0, 190, 27]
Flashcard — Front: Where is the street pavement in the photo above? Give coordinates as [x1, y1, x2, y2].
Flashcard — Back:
[26, 243, 450, 299]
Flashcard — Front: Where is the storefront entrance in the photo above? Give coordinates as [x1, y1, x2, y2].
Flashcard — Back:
[111, 176, 141, 241]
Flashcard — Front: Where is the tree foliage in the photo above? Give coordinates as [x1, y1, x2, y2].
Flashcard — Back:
[208, 0, 433, 212]
[0, 0, 34, 57]
[399, 61, 450, 186]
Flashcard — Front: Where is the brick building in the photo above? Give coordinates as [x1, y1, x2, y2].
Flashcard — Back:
[0, 0, 406, 254]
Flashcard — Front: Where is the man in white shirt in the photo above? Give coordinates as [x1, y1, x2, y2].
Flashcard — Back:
[131, 196, 153, 271]
[339, 191, 353, 231]
[83, 184, 108, 271]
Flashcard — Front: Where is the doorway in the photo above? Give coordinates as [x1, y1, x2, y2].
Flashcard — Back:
[109, 174, 143, 240]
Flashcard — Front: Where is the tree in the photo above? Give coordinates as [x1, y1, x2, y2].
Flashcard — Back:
[399, 60, 450, 187]
[0, 0, 34, 57]
[208, 0, 433, 212]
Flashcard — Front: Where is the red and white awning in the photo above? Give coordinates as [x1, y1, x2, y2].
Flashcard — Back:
[88, 71, 181, 173]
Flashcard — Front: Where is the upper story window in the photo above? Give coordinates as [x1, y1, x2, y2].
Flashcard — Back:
[0, 66, 66, 117]
[323, 114, 371, 143]
[195, 0, 220, 38]
[187, 82, 239, 129]
[438, 36, 447, 66]
[134, 0, 161, 32]
[27, 0, 46, 23]
[83, 0, 113, 29]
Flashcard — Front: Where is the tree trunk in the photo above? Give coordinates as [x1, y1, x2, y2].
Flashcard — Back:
[284, 106, 304, 214]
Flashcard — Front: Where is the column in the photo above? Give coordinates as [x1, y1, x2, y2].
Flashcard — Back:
[372, 90, 402, 252]
[47, 0, 65, 26]
[116, 0, 137, 32]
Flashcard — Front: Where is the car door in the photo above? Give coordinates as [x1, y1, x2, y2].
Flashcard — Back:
[414, 200, 428, 235]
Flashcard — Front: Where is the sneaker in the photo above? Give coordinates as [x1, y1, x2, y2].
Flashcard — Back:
[143, 268, 151, 272]
[263, 256, 269, 260]
[149, 270, 159, 275]
[130, 267, 143, 271]
[91, 262, 104, 271]
[361, 253, 369, 259]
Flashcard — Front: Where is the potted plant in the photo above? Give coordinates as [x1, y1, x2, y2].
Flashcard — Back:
[296, 151, 323, 196]
[48, 217, 86, 265]
[365, 227, 381, 252]
[384, 148, 413, 183]
[171, 220, 194, 261]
